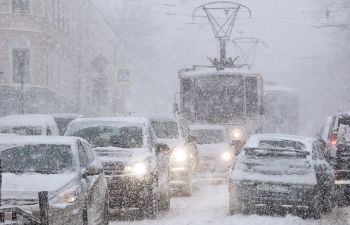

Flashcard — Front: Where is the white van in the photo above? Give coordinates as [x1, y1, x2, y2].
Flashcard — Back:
[0, 114, 59, 136]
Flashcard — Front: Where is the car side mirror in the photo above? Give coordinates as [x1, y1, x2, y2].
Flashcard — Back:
[82, 164, 103, 178]
[155, 143, 171, 155]
[173, 103, 179, 114]
[187, 135, 197, 144]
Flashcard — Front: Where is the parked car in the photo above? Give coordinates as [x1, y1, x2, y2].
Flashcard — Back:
[189, 124, 233, 183]
[65, 117, 171, 219]
[51, 114, 85, 135]
[319, 112, 350, 193]
[0, 114, 59, 136]
[0, 136, 109, 225]
[229, 134, 335, 218]
[150, 116, 199, 196]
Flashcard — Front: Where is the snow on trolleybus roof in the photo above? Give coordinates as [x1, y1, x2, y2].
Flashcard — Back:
[0, 135, 79, 146]
[264, 85, 297, 93]
[188, 124, 226, 131]
[245, 133, 315, 152]
[0, 114, 57, 127]
[178, 67, 262, 79]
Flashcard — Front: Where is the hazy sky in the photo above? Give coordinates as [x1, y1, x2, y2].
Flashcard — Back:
[98, 0, 345, 135]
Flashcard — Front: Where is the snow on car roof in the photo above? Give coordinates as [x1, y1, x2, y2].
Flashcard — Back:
[264, 85, 297, 93]
[50, 114, 85, 119]
[0, 114, 57, 127]
[145, 113, 177, 122]
[189, 124, 225, 131]
[179, 67, 261, 79]
[70, 116, 149, 125]
[245, 134, 314, 151]
[0, 136, 78, 146]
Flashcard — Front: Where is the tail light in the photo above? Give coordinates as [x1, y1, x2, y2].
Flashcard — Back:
[330, 133, 337, 146]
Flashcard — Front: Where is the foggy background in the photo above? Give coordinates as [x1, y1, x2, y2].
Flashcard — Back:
[96, 0, 350, 136]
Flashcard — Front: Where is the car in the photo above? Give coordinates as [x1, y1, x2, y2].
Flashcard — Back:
[189, 124, 233, 183]
[319, 112, 350, 199]
[149, 116, 199, 196]
[64, 117, 171, 219]
[229, 134, 335, 218]
[51, 113, 85, 136]
[0, 114, 59, 136]
[0, 136, 109, 225]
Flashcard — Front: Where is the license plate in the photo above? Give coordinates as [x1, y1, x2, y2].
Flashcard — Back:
[257, 184, 289, 193]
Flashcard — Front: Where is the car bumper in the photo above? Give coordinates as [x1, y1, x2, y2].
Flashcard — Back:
[14, 202, 82, 225]
[199, 162, 231, 182]
[169, 165, 191, 187]
[106, 175, 151, 209]
[229, 181, 316, 208]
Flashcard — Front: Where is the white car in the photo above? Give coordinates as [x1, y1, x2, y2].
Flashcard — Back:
[189, 124, 233, 182]
[65, 117, 171, 219]
[229, 134, 335, 218]
[0, 114, 59, 136]
[0, 136, 109, 225]
[150, 116, 199, 196]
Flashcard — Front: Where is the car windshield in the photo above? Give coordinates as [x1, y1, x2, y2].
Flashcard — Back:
[151, 121, 179, 139]
[338, 116, 350, 144]
[242, 148, 311, 175]
[191, 129, 225, 144]
[71, 126, 143, 148]
[259, 140, 306, 150]
[54, 118, 75, 136]
[0, 144, 73, 174]
[0, 126, 43, 136]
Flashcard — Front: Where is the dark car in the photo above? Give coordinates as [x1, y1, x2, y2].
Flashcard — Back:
[65, 117, 171, 219]
[229, 134, 334, 219]
[319, 112, 350, 195]
[0, 136, 109, 225]
[150, 116, 199, 196]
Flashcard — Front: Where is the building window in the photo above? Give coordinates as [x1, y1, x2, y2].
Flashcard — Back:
[13, 48, 30, 83]
[13, 0, 30, 14]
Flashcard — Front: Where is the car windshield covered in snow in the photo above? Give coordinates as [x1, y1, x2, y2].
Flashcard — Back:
[0, 144, 73, 174]
[151, 121, 179, 139]
[338, 115, 350, 144]
[0, 126, 43, 136]
[242, 147, 311, 175]
[70, 126, 143, 148]
[192, 129, 225, 144]
[258, 139, 306, 150]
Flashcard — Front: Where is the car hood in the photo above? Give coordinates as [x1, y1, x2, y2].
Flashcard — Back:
[157, 138, 185, 150]
[94, 147, 152, 164]
[197, 142, 229, 159]
[2, 173, 77, 200]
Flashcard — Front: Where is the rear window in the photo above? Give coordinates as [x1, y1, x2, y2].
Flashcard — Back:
[259, 139, 306, 151]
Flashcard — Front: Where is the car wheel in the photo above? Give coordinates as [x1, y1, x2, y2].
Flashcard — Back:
[159, 191, 171, 212]
[143, 179, 158, 219]
[229, 192, 244, 215]
[309, 191, 322, 219]
[102, 198, 110, 225]
[321, 190, 333, 213]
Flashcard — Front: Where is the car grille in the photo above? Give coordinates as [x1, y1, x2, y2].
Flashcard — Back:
[102, 161, 125, 176]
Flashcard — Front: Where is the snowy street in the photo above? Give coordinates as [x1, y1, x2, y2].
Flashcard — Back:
[111, 184, 350, 225]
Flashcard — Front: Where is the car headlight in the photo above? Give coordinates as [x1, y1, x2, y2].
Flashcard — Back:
[221, 151, 232, 161]
[231, 129, 243, 139]
[171, 148, 188, 162]
[52, 186, 79, 205]
[124, 162, 148, 177]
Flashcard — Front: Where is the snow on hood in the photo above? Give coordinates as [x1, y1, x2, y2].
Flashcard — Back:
[157, 138, 185, 150]
[197, 142, 230, 158]
[2, 173, 76, 199]
[94, 147, 152, 164]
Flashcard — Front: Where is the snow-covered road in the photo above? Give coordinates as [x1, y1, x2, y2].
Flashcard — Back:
[110, 184, 350, 225]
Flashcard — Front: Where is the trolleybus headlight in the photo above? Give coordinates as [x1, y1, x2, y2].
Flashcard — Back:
[231, 129, 243, 139]
[221, 151, 232, 161]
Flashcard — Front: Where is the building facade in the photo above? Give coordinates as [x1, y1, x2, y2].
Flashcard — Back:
[0, 0, 123, 116]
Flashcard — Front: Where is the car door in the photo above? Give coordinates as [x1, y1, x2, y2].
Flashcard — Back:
[149, 126, 169, 193]
[313, 142, 334, 188]
[78, 141, 105, 214]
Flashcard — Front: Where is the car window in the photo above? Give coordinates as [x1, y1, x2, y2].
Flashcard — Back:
[78, 141, 90, 168]
[82, 142, 95, 162]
